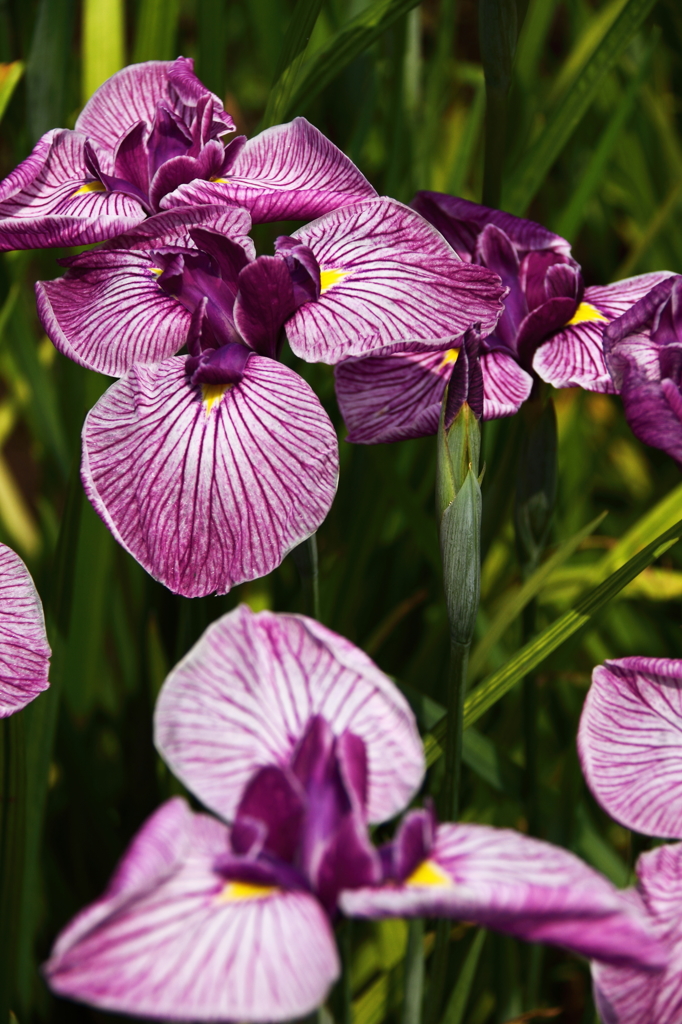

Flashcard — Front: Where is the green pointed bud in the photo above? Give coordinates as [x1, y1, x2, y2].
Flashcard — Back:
[436, 399, 482, 648]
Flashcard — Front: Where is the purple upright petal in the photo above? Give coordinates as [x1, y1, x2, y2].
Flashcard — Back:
[36, 250, 192, 376]
[45, 798, 339, 1022]
[533, 272, 674, 392]
[578, 658, 682, 840]
[76, 58, 234, 156]
[284, 198, 505, 363]
[162, 117, 377, 223]
[0, 544, 50, 717]
[480, 347, 533, 418]
[593, 843, 682, 1024]
[334, 340, 456, 444]
[0, 130, 146, 250]
[154, 604, 425, 824]
[411, 192, 572, 262]
[340, 823, 665, 970]
[105, 204, 254, 257]
[235, 256, 299, 358]
[81, 357, 339, 598]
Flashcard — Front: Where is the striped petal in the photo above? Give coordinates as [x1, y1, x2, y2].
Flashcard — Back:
[0, 544, 50, 717]
[76, 58, 233, 155]
[340, 823, 665, 970]
[578, 657, 682, 839]
[154, 604, 425, 824]
[481, 348, 533, 418]
[162, 117, 377, 223]
[533, 273, 674, 391]
[0, 130, 145, 250]
[105, 204, 254, 256]
[45, 798, 338, 1022]
[411, 192, 572, 262]
[593, 844, 682, 1024]
[283, 199, 505, 363]
[81, 356, 339, 598]
[334, 341, 456, 444]
[37, 250, 191, 377]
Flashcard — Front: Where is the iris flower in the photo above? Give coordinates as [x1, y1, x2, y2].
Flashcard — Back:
[0, 543, 50, 717]
[604, 275, 682, 465]
[0, 57, 375, 250]
[45, 606, 662, 1021]
[579, 657, 682, 1024]
[38, 205, 339, 597]
[335, 195, 670, 443]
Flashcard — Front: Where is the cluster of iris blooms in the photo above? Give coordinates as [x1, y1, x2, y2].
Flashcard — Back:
[0, 56, 681, 1023]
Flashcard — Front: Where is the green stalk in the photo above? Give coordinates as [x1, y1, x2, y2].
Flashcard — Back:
[292, 533, 320, 620]
[441, 641, 469, 822]
[402, 918, 425, 1024]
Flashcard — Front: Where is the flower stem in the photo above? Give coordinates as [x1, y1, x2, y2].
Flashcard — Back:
[402, 918, 425, 1024]
[441, 640, 470, 823]
[0, 712, 27, 1024]
[292, 533, 320, 620]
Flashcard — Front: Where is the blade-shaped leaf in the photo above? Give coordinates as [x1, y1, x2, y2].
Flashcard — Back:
[439, 929, 487, 1024]
[261, 0, 324, 128]
[469, 511, 607, 680]
[425, 516, 682, 763]
[0, 62, 23, 128]
[278, 0, 423, 122]
[81, 0, 125, 101]
[503, 0, 658, 215]
[133, 0, 180, 62]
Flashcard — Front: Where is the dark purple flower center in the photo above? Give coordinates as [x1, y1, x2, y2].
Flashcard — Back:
[473, 224, 583, 368]
[216, 715, 381, 913]
[82, 58, 238, 213]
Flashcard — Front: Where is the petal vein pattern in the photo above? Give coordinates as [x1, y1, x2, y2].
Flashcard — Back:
[0, 543, 51, 717]
[154, 605, 425, 823]
[81, 357, 339, 598]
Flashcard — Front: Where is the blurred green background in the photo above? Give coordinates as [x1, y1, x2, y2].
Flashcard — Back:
[1, 0, 682, 1021]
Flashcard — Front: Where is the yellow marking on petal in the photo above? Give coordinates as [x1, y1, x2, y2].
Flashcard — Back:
[566, 302, 609, 326]
[405, 859, 453, 888]
[150, 267, 163, 279]
[320, 269, 350, 294]
[210, 176, 229, 183]
[202, 382, 231, 414]
[216, 881, 278, 903]
[72, 180, 106, 196]
[439, 348, 459, 370]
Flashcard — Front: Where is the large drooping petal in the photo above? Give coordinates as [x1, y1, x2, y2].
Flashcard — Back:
[37, 250, 192, 377]
[334, 341, 456, 444]
[282, 198, 505, 363]
[75, 58, 233, 156]
[0, 544, 50, 717]
[578, 658, 682, 840]
[0, 130, 146, 250]
[340, 824, 665, 970]
[105, 203, 254, 256]
[411, 192, 572, 263]
[81, 356, 338, 598]
[480, 347, 533, 418]
[154, 604, 425, 825]
[163, 117, 377, 223]
[533, 273, 674, 392]
[593, 843, 682, 1024]
[45, 798, 339, 1022]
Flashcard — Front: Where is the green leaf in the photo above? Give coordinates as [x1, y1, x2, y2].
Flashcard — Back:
[469, 512, 607, 681]
[133, 0, 180, 62]
[0, 61, 23, 126]
[503, 0, 658, 215]
[261, 0, 325, 128]
[439, 929, 487, 1024]
[81, 0, 125, 101]
[26, 0, 75, 141]
[277, 0, 423, 123]
[425, 515, 682, 763]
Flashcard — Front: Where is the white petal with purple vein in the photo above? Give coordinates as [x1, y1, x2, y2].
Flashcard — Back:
[578, 657, 682, 839]
[480, 349, 533, 418]
[0, 543, 50, 717]
[81, 356, 339, 598]
[155, 604, 425, 824]
[284, 198, 505, 363]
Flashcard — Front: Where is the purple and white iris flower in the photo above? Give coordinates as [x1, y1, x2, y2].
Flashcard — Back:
[38, 205, 339, 597]
[578, 657, 682, 1023]
[45, 606, 663, 1021]
[0, 57, 375, 250]
[334, 194, 669, 442]
[604, 275, 682, 466]
[0, 543, 50, 717]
